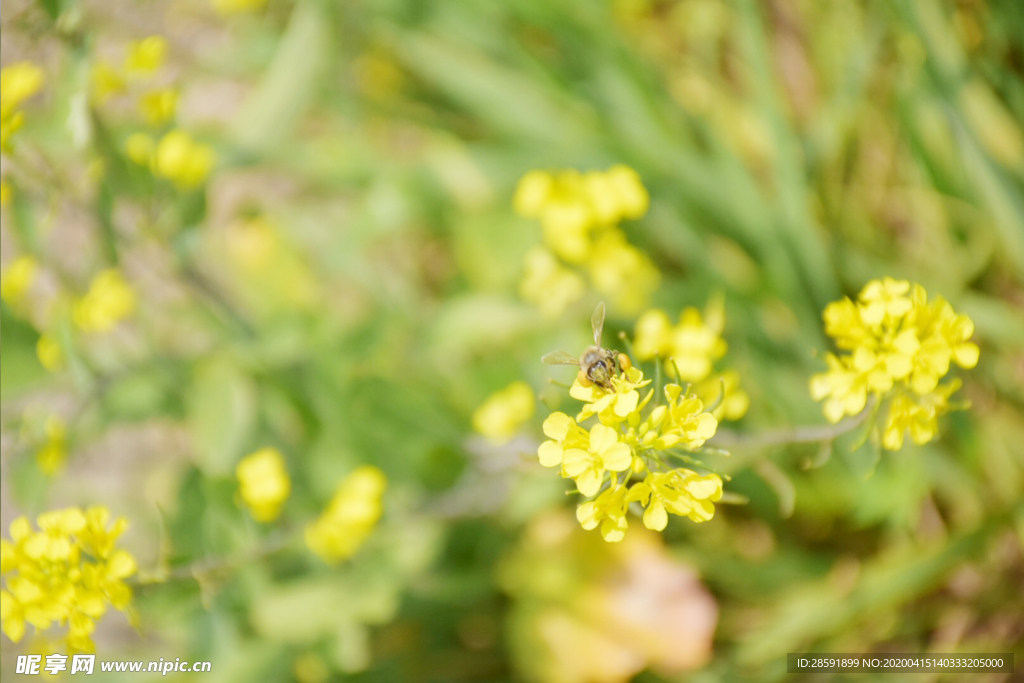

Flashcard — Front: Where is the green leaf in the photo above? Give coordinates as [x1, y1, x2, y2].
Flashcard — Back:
[186, 354, 258, 475]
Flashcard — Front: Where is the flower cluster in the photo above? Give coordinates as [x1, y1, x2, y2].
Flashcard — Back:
[472, 381, 536, 444]
[1, 62, 45, 151]
[91, 36, 178, 127]
[539, 351, 724, 542]
[236, 448, 292, 523]
[73, 269, 137, 334]
[34, 417, 67, 476]
[1, 508, 136, 651]
[305, 466, 387, 564]
[810, 278, 979, 450]
[0, 255, 38, 314]
[514, 166, 658, 315]
[633, 297, 749, 421]
[126, 130, 216, 189]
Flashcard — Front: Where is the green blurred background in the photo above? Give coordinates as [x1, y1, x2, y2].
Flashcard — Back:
[2, 0, 1023, 680]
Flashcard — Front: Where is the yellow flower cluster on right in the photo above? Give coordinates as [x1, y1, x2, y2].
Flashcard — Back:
[810, 278, 979, 450]
[515, 166, 659, 315]
[633, 297, 750, 421]
[305, 466, 387, 564]
[1, 508, 136, 652]
[91, 35, 178, 127]
[1, 62, 45, 151]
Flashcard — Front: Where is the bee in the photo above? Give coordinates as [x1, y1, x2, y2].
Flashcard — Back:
[542, 302, 632, 391]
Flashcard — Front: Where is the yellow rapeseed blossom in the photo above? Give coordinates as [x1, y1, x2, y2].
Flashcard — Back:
[124, 132, 156, 166]
[138, 88, 178, 126]
[73, 269, 137, 334]
[212, 0, 269, 14]
[1, 255, 39, 314]
[35, 417, 67, 476]
[236, 448, 291, 523]
[520, 247, 586, 318]
[90, 61, 126, 104]
[538, 306, 727, 542]
[0, 507, 136, 651]
[1, 62, 45, 151]
[586, 229, 659, 315]
[1, 179, 12, 206]
[472, 381, 536, 444]
[36, 335, 64, 372]
[124, 36, 167, 75]
[305, 466, 386, 564]
[811, 278, 979, 450]
[632, 297, 749, 420]
[152, 130, 216, 189]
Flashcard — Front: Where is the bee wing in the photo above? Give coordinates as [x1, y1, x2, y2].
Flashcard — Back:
[541, 350, 580, 366]
[591, 301, 606, 346]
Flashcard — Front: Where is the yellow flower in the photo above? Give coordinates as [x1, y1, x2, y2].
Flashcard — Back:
[519, 246, 585, 317]
[124, 36, 167, 75]
[570, 366, 651, 424]
[656, 385, 718, 450]
[1, 62, 45, 150]
[513, 170, 554, 217]
[537, 412, 589, 469]
[152, 130, 216, 189]
[576, 484, 629, 542]
[1, 62, 45, 120]
[212, 0, 269, 14]
[695, 369, 749, 421]
[586, 228, 659, 315]
[35, 417, 67, 476]
[305, 466, 386, 564]
[36, 335, 64, 372]
[882, 381, 961, 451]
[138, 87, 178, 126]
[73, 269, 136, 334]
[90, 61, 126, 104]
[626, 469, 722, 530]
[562, 424, 633, 496]
[812, 279, 979, 449]
[0, 179, 11, 206]
[1, 507, 135, 650]
[633, 300, 728, 382]
[125, 132, 156, 166]
[236, 448, 292, 523]
[1, 255, 39, 313]
[472, 381, 536, 444]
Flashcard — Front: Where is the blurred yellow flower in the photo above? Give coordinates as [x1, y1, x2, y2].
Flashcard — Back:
[73, 269, 137, 334]
[124, 36, 167, 75]
[0, 179, 11, 206]
[1, 255, 39, 313]
[1, 507, 136, 651]
[212, 0, 268, 14]
[138, 87, 178, 126]
[586, 229, 659, 315]
[124, 132, 155, 166]
[472, 381, 536, 444]
[634, 302, 726, 381]
[1, 62, 45, 150]
[152, 130, 216, 189]
[236, 448, 292, 523]
[36, 334, 64, 372]
[305, 466, 386, 564]
[811, 279, 978, 449]
[90, 61, 126, 104]
[35, 417, 67, 476]
[1, 62, 45, 119]
[519, 246, 586, 318]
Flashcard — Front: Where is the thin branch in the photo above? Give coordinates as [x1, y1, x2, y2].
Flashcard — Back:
[710, 401, 875, 449]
